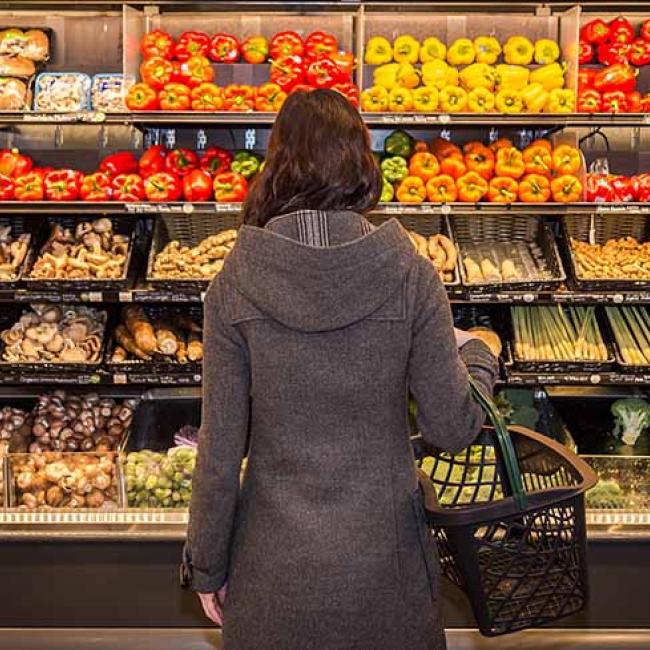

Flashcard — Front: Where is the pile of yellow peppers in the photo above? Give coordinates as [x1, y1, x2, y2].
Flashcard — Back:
[361, 34, 575, 114]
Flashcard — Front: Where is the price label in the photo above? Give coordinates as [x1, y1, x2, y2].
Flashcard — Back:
[613, 294, 624, 304]
[182, 202, 194, 214]
[125, 203, 157, 214]
[438, 114, 451, 124]
[589, 374, 602, 385]
[440, 203, 452, 215]
[84, 292, 103, 303]
[215, 202, 238, 213]
[27, 113, 74, 123]
[523, 293, 535, 303]
[118, 291, 133, 302]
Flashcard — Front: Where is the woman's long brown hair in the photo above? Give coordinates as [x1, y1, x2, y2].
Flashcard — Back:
[242, 89, 382, 227]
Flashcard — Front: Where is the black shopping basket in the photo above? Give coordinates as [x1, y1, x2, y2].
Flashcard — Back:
[415, 378, 598, 636]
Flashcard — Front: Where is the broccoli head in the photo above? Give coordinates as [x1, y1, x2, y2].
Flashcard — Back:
[611, 398, 650, 447]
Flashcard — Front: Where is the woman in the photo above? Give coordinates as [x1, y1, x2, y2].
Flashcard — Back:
[184, 89, 498, 650]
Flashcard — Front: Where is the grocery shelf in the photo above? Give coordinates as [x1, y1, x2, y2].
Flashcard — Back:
[505, 370, 650, 387]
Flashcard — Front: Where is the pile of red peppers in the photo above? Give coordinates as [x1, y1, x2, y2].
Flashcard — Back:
[127, 28, 357, 112]
[579, 16, 650, 113]
[586, 169, 650, 202]
[0, 145, 262, 203]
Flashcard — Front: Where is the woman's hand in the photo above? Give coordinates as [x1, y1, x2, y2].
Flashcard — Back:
[454, 327, 478, 349]
[197, 584, 228, 626]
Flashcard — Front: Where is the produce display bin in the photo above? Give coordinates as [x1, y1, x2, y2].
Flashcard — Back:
[0, 215, 39, 284]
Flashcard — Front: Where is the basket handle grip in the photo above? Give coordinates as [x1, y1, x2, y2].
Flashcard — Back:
[469, 377, 528, 510]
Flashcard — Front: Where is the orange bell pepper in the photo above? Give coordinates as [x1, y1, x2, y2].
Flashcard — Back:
[530, 138, 552, 152]
[488, 176, 519, 203]
[495, 146, 525, 179]
[519, 173, 551, 202]
[431, 138, 461, 159]
[396, 175, 427, 203]
[414, 140, 429, 153]
[552, 144, 581, 176]
[426, 174, 458, 202]
[489, 137, 514, 152]
[457, 171, 488, 202]
[464, 142, 495, 180]
[551, 174, 583, 203]
[522, 143, 552, 176]
[408, 152, 440, 182]
[440, 154, 467, 180]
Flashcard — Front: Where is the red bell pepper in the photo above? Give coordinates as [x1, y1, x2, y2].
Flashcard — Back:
[641, 92, 650, 112]
[329, 50, 354, 78]
[610, 175, 637, 201]
[579, 41, 594, 65]
[585, 173, 616, 202]
[223, 85, 256, 112]
[158, 83, 191, 111]
[608, 16, 635, 44]
[213, 171, 247, 202]
[270, 55, 305, 92]
[0, 174, 14, 200]
[174, 31, 210, 61]
[30, 167, 53, 179]
[642, 20, 650, 43]
[144, 171, 182, 202]
[635, 173, 650, 201]
[304, 31, 338, 62]
[254, 82, 287, 112]
[44, 169, 81, 201]
[199, 147, 232, 175]
[164, 148, 199, 177]
[112, 173, 145, 202]
[140, 56, 174, 90]
[80, 172, 112, 201]
[331, 81, 360, 107]
[99, 151, 138, 177]
[191, 83, 223, 111]
[580, 19, 610, 44]
[14, 172, 44, 201]
[627, 90, 642, 112]
[0, 148, 32, 178]
[305, 58, 344, 88]
[241, 36, 269, 64]
[578, 68, 597, 91]
[593, 64, 637, 93]
[597, 42, 630, 66]
[178, 55, 214, 88]
[629, 38, 650, 67]
[209, 33, 240, 63]
[602, 90, 629, 113]
[182, 169, 213, 202]
[577, 89, 602, 113]
[139, 145, 167, 178]
[125, 83, 158, 111]
[141, 30, 175, 60]
[269, 31, 304, 59]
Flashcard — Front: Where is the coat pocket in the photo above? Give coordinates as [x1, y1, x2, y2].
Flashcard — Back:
[410, 487, 439, 604]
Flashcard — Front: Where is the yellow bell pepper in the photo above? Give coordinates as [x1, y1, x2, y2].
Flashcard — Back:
[388, 87, 414, 112]
[534, 38, 560, 65]
[447, 38, 475, 66]
[439, 85, 468, 113]
[503, 35, 534, 65]
[520, 82, 549, 113]
[544, 88, 575, 113]
[467, 87, 495, 113]
[529, 62, 565, 91]
[473, 36, 501, 64]
[373, 63, 400, 90]
[422, 60, 459, 90]
[413, 86, 439, 112]
[396, 63, 420, 89]
[459, 63, 496, 91]
[420, 37, 446, 63]
[495, 88, 523, 113]
[360, 86, 389, 112]
[365, 36, 393, 65]
[393, 35, 420, 64]
[496, 64, 530, 91]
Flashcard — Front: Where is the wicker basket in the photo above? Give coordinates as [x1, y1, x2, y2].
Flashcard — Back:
[414, 379, 597, 636]
[563, 213, 650, 291]
[22, 216, 136, 291]
[603, 304, 650, 374]
[453, 214, 565, 293]
[146, 213, 241, 291]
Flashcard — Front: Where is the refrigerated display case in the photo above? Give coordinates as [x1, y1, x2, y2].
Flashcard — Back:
[0, 1, 648, 647]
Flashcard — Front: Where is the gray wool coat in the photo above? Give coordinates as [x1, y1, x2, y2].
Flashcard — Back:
[186, 210, 498, 650]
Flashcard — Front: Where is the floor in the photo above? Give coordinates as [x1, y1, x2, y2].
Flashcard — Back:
[0, 629, 648, 649]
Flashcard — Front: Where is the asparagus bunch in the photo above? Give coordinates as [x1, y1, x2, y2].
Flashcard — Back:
[512, 306, 608, 361]
[605, 306, 650, 365]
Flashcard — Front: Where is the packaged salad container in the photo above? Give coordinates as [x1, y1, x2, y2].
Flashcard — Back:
[34, 72, 91, 112]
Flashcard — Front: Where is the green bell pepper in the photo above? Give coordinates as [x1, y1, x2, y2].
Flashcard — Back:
[383, 130, 413, 158]
[380, 156, 409, 184]
[381, 177, 395, 202]
[231, 151, 261, 179]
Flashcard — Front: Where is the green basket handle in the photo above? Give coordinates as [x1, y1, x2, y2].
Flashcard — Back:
[469, 377, 528, 511]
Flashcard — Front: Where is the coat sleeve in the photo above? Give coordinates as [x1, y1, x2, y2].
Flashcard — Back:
[185, 278, 250, 593]
[408, 262, 498, 454]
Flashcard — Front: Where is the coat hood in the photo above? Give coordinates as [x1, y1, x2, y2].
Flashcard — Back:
[226, 211, 416, 332]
